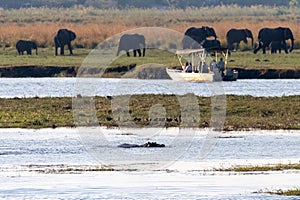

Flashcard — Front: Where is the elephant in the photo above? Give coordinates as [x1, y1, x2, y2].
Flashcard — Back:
[226, 28, 254, 51]
[201, 39, 221, 50]
[270, 41, 284, 54]
[253, 27, 294, 54]
[182, 26, 217, 49]
[54, 29, 76, 56]
[116, 34, 146, 57]
[16, 40, 38, 55]
[117, 142, 165, 148]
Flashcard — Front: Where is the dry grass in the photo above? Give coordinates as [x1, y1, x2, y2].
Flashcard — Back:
[1, 6, 300, 49]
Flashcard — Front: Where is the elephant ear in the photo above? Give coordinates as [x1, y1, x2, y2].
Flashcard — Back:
[69, 31, 76, 41]
[283, 28, 293, 40]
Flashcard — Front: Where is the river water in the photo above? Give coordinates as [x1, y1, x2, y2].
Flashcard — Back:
[0, 128, 300, 199]
[0, 78, 299, 199]
[0, 78, 299, 98]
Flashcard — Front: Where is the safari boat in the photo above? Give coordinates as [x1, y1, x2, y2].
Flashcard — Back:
[166, 48, 238, 82]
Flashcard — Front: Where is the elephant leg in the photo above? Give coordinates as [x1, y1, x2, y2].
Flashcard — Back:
[133, 49, 137, 57]
[271, 48, 275, 54]
[282, 43, 288, 54]
[67, 43, 73, 55]
[261, 43, 268, 54]
[136, 49, 141, 57]
[60, 45, 65, 55]
[55, 46, 58, 56]
[126, 50, 130, 57]
[142, 48, 146, 57]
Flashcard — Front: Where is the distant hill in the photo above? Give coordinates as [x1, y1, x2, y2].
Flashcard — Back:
[0, 0, 291, 9]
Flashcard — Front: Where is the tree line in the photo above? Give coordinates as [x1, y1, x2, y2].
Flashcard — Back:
[0, 0, 296, 9]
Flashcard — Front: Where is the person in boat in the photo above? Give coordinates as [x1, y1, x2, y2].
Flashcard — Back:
[201, 62, 209, 73]
[182, 62, 189, 72]
[217, 58, 225, 76]
[218, 58, 225, 71]
[185, 62, 193, 73]
[210, 59, 217, 72]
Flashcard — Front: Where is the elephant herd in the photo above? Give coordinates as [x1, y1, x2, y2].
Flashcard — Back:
[15, 28, 76, 56]
[183, 26, 294, 54]
[15, 26, 294, 57]
[115, 26, 295, 57]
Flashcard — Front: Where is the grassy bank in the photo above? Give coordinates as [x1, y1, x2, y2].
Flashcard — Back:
[0, 95, 299, 129]
[1, 48, 300, 75]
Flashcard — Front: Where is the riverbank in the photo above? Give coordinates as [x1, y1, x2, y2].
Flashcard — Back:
[0, 95, 299, 130]
[1, 65, 300, 79]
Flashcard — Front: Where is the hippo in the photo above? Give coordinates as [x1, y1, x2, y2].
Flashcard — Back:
[118, 142, 165, 148]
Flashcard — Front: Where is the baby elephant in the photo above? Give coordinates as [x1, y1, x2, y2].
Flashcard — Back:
[16, 40, 38, 55]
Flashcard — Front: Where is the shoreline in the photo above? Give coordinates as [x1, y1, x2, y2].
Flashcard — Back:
[0, 65, 299, 79]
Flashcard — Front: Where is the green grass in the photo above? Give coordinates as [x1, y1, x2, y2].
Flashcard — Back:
[0, 95, 299, 129]
[0, 48, 89, 67]
[229, 50, 300, 70]
[1, 48, 300, 72]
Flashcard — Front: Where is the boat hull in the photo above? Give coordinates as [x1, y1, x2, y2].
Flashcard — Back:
[166, 68, 238, 82]
[166, 68, 223, 82]
[223, 69, 238, 81]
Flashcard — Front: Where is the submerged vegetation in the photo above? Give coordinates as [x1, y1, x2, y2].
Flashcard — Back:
[257, 188, 300, 196]
[0, 95, 299, 129]
[219, 163, 300, 172]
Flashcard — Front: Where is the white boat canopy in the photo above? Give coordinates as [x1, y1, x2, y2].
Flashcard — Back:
[175, 48, 206, 55]
[175, 47, 229, 68]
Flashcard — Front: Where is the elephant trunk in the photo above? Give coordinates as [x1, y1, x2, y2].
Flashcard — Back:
[116, 46, 121, 56]
[289, 38, 294, 52]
